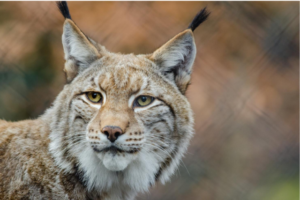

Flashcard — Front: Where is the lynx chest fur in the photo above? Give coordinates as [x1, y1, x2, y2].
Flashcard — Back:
[0, 2, 209, 200]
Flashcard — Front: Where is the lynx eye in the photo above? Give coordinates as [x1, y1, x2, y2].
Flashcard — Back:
[135, 96, 154, 107]
[86, 92, 102, 103]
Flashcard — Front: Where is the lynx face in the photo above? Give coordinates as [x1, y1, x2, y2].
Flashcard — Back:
[71, 55, 180, 173]
[50, 49, 194, 191]
[48, 3, 209, 195]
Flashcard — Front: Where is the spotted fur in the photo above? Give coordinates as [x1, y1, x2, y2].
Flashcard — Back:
[0, 2, 208, 199]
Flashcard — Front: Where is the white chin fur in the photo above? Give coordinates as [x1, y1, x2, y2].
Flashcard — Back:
[101, 151, 133, 171]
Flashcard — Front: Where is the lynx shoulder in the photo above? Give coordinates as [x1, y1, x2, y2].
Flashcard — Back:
[0, 2, 209, 199]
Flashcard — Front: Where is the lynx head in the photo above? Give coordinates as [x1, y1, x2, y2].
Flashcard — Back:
[49, 1, 209, 193]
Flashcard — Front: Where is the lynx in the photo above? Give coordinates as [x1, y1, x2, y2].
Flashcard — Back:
[0, 2, 209, 200]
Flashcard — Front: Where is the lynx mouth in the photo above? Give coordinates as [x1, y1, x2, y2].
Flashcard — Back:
[92, 145, 140, 155]
[93, 145, 140, 171]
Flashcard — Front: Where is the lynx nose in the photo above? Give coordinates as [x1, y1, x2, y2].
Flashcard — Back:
[102, 126, 123, 143]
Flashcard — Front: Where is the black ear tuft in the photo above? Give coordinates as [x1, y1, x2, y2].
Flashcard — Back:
[57, 1, 72, 19]
[188, 7, 210, 32]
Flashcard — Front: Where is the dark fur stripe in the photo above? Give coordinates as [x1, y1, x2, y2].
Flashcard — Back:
[156, 98, 176, 119]
[154, 146, 178, 181]
[77, 98, 89, 106]
[57, 1, 72, 19]
[144, 119, 167, 128]
[188, 7, 210, 31]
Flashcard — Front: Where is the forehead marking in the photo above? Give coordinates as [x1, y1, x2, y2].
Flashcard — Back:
[99, 66, 146, 94]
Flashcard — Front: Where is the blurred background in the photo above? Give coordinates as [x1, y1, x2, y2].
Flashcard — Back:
[0, 2, 298, 200]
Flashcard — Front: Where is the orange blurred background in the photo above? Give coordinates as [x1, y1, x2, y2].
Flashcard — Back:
[0, 2, 298, 200]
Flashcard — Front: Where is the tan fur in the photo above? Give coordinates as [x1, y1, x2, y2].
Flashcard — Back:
[0, 6, 199, 200]
[0, 120, 60, 199]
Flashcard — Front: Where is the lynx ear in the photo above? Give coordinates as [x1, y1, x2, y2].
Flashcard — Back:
[62, 19, 100, 82]
[57, 1, 100, 82]
[149, 30, 196, 94]
[149, 7, 209, 94]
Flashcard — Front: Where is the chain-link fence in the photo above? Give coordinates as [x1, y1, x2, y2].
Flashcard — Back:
[0, 2, 298, 200]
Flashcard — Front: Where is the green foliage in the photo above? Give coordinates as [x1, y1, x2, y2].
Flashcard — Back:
[263, 178, 299, 200]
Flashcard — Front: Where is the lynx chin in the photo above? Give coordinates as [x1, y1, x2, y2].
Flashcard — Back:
[0, 2, 209, 199]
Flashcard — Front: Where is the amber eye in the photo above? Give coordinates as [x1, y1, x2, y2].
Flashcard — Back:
[135, 96, 154, 107]
[86, 92, 102, 103]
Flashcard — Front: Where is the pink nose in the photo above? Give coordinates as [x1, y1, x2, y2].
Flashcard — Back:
[102, 126, 123, 143]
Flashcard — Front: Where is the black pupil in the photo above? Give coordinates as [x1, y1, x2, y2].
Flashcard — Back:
[92, 93, 98, 98]
[141, 96, 147, 102]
